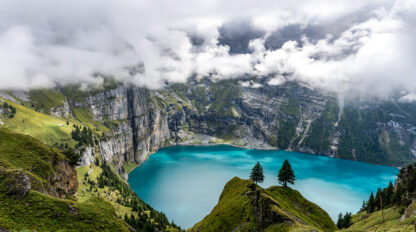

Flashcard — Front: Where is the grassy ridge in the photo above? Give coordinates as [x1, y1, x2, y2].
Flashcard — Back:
[189, 177, 337, 232]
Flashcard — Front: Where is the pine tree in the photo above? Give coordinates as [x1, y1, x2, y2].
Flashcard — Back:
[336, 213, 343, 229]
[278, 160, 295, 187]
[368, 192, 375, 213]
[384, 181, 394, 206]
[360, 200, 368, 212]
[250, 162, 264, 184]
[374, 188, 382, 210]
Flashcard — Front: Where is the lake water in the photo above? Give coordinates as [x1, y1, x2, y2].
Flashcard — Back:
[128, 145, 398, 229]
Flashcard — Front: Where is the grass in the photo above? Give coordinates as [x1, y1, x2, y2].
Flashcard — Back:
[267, 186, 337, 231]
[0, 185, 130, 232]
[72, 107, 109, 133]
[189, 177, 337, 232]
[340, 204, 416, 232]
[76, 164, 138, 218]
[0, 98, 76, 146]
[28, 89, 66, 111]
[122, 162, 139, 174]
[0, 128, 65, 182]
[0, 128, 130, 232]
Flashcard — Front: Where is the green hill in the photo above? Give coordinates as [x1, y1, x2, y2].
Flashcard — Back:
[189, 177, 337, 232]
[0, 128, 131, 231]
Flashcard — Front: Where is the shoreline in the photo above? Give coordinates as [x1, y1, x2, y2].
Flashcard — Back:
[127, 140, 401, 178]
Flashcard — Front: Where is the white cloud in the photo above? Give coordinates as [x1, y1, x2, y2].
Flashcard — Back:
[0, 0, 415, 100]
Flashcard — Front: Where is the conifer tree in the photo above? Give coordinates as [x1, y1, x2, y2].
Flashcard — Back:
[367, 192, 375, 213]
[250, 162, 264, 184]
[336, 213, 343, 229]
[278, 160, 295, 187]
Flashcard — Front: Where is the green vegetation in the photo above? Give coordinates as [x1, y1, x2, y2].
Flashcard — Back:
[0, 184, 130, 232]
[337, 103, 415, 166]
[28, 89, 66, 112]
[208, 80, 241, 116]
[250, 162, 264, 184]
[278, 160, 295, 187]
[302, 100, 339, 153]
[277, 96, 300, 149]
[337, 212, 352, 229]
[1, 102, 17, 118]
[122, 162, 138, 174]
[362, 163, 416, 214]
[189, 177, 337, 232]
[340, 204, 415, 232]
[0, 128, 130, 231]
[0, 99, 75, 146]
[340, 162, 416, 231]
[71, 124, 97, 147]
[0, 128, 66, 182]
[78, 161, 182, 232]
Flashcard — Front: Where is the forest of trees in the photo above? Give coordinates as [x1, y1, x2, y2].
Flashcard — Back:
[71, 125, 96, 147]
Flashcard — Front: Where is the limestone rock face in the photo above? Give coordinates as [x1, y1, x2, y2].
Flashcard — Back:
[66, 78, 416, 177]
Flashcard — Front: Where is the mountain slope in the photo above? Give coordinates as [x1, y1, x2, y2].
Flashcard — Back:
[0, 128, 130, 231]
[340, 162, 416, 231]
[189, 177, 337, 232]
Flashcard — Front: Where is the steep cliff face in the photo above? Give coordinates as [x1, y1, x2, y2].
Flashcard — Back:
[57, 78, 416, 176]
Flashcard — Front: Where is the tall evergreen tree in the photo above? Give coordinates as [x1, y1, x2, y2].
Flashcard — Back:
[383, 181, 394, 206]
[368, 192, 375, 213]
[278, 160, 295, 187]
[250, 162, 264, 184]
[336, 213, 343, 229]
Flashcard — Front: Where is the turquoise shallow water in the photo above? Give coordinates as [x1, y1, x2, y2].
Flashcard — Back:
[128, 145, 398, 229]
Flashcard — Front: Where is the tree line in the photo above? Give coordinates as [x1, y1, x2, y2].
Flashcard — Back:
[361, 162, 416, 214]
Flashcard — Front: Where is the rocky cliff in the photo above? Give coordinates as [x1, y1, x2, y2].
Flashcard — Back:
[3, 77, 415, 178]
[57, 77, 416, 178]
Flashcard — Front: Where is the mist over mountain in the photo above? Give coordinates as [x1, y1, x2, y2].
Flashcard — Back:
[0, 0, 415, 101]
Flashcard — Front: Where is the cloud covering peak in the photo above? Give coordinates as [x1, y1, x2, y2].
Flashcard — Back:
[0, 0, 415, 99]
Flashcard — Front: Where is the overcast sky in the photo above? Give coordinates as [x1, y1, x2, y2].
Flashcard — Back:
[0, 0, 415, 100]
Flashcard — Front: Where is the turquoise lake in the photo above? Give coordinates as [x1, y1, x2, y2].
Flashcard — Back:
[128, 145, 399, 229]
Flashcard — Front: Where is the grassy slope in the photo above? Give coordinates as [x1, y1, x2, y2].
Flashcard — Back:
[0, 128, 64, 174]
[0, 98, 76, 146]
[28, 89, 66, 111]
[340, 203, 416, 232]
[189, 177, 337, 232]
[0, 128, 130, 232]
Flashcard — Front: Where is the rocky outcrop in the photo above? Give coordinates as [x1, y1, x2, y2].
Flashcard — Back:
[1, 169, 31, 199]
[50, 159, 78, 198]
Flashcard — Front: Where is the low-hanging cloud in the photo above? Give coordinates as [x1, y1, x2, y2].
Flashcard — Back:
[0, 0, 415, 100]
